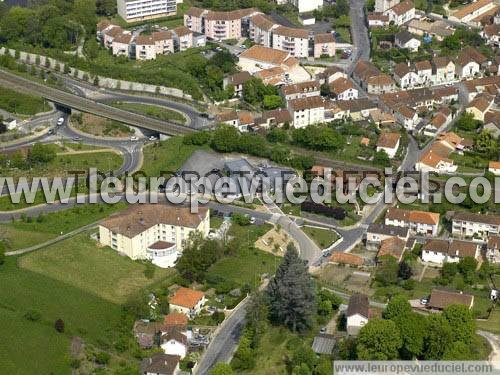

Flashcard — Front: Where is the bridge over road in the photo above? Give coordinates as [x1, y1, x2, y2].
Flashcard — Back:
[0, 69, 196, 136]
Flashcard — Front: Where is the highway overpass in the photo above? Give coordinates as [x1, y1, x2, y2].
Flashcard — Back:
[0, 69, 196, 136]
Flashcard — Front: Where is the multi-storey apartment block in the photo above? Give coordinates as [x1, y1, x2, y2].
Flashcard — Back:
[117, 0, 177, 23]
[452, 212, 500, 239]
[272, 26, 310, 58]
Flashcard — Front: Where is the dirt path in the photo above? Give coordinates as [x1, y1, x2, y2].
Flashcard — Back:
[478, 330, 500, 367]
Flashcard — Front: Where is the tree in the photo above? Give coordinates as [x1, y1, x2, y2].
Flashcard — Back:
[263, 95, 283, 110]
[357, 319, 402, 360]
[28, 143, 56, 164]
[210, 363, 233, 375]
[475, 130, 498, 158]
[54, 318, 65, 333]
[442, 304, 475, 344]
[423, 314, 453, 359]
[375, 255, 399, 286]
[394, 312, 427, 359]
[442, 262, 458, 280]
[398, 260, 413, 280]
[96, 0, 116, 15]
[457, 256, 478, 285]
[231, 329, 255, 370]
[373, 150, 391, 167]
[383, 294, 412, 320]
[210, 125, 240, 153]
[442, 341, 472, 360]
[289, 345, 318, 372]
[267, 244, 316, 332]
[266, 127, 288, 143]
[456, 113, 480, 132]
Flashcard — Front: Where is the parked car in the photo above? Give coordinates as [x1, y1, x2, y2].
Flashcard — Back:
[249, 216, 256, 224]
[130, 136, 138, 141]
[56, 117, 64, 126]
[72, 136, 81, 141]
[420, 297, 429, 305]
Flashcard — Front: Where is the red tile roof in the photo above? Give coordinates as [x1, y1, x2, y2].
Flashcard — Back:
[169, 288, 205, 309]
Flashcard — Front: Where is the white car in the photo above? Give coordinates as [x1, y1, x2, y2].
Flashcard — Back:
[56, 117, 64, 126]
[130, 136, 138, 141]
[149, 136, 157, 141]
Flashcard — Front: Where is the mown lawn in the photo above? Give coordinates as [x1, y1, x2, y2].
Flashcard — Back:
[111, 102, 187, 124]
[302, 226, 339, 249]
[0, 85, 49, 115]
[477, 307, 500, 334]
[142, 136, 207, 177]
[0, 203, 127, 250]
[19, 233, 175, 304]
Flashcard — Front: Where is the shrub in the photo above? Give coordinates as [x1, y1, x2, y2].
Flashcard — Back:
[300, 201, 346, 220]
[24, 310, 42, 321]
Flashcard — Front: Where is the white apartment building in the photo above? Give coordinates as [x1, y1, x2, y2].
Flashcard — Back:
[249, 14, 278, 48]
[117, 0, 177, 23]
[288, 96, 325, 128]
[375, 0, 400, 13]
[487, 236, 500, 263]
[422, 239, 480, 265]
[99, 205, 210, 268]
[272, 26, 310, 58]
[281, 81, 321, 101]
[431, 57, 456, 84]
[385, 207, 440, 236]
[452, 212, 500, 239]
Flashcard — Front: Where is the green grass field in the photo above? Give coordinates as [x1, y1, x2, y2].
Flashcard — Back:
[302, 226, 339, 249]
[111, 102, 187, 124]
[477, 307, 500, 334]
[0, 203, 127, 250]
[0, 85, 49, 116]
[208, 223, 279, 289]
[19, 233, 175, 304]
[142, 136, 207, 177]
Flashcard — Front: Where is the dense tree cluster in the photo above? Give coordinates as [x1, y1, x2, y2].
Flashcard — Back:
[243, 77, 283, 109]
[349, 295, 478, 361]
[0, 0, 96, 49]
[0, 143, 57, 170]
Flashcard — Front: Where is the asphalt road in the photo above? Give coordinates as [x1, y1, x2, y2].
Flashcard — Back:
[0, 69, 196, 136]
[348, 0, 371, 72]
[60, 75, 211, 130]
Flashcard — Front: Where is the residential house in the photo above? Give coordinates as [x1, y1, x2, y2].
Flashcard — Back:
[367, 12, 390, 27]
[407, 19, 454, 41]
[288, 96, 325, 128]
[385, 207, 440, 236]
[431, 57, 456, 84]
[2, 117, 16, 131]
[487, 235, 500, 263]
[353, 60, 396, 94]
[152, 31, 175, 56]
[466, 93, 494, 121]
[133, 320, 163, 349]
[281, 81, 321, 101]
[456, 47, 487, 79]
[394, 30, 421, 52]
[117, 0, 176, 23]
[163, 312, 188, 334]
[427, 289, 474, 311]
[424, 108, 452, 136]
[238, 45, 310, 82]
[375, 0, 400, 13]
[489, 161, 500, 176]
[335, 98, 378, 121]
[98, 204, 210, 267]
[366, 224, 409, 248]
[141, 353, 181, 375]
[224, 71, 252, 97]
[249, 14, 278, 47]
[135, 35, 156, 60]
[161, 330, 188, 358]
[393, 63, 419, 89]
[317, 66, 347, 85]
[395, 105, 419, 130]
[346, 293, 369, 336]
[312, 334, 336, 355]
[450, 0, 496, 23]
[452, 212, 500, 238]
[217, 110, 254, 132]
[169, 287, 206, 318]
[272, 26, 310, 58]
[376, 132, 400, 158]
[416, 141, 457, 174]
[329, 78, 358, 101]
[329, 252, 364, 267]
[256, 108, 293, 128]
[378, 237, 406, 262]
[287, 0, 323, 13]
[421, 239, 480, 265]
[484, 112, 500, 138]
[384, 0, 415, 25]
[204, 9, 247, 41]
[481, 24, 500, 46]
[415, 60, 432, 86]
[314, 33, 336, 58]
